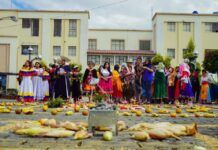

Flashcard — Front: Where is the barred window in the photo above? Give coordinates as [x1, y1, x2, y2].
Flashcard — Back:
[53, 46, 61, 56]
[111, 40, 125, 50]
[88, 39, 97, 50]
[167, 48, 175, 59]
[167, 22, 176, 32]
[139, 40, 151, 50]
[102, 55, 114, 65]
[87, 55, 100, 65]
[21, 45, 38, 55]
[183, 22, 191, 32]
[68, 46, 76, 56]
[115, 56, 127, 65]
[69, 20, 77, 37]
[54, 19, 62, 36]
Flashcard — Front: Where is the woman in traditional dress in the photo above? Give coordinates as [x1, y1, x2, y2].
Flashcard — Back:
[200, 70, 210, 104]
[71, 66, 81, 103]
[142, 59, 154, 104]
[120, 59, 135, 103]
[153, 62, 167, 103]
[112, 64, 123, 103]
[179, 59, 194, 104]
[190, 70, 200, 103]
[167, 67, 176, 104]
[32, 62, 44, 101]
[17, 60, 36, 102]
[98, 62, 113, 96]
[55, 59, 71, 100]
[82, 61, 98, 101]
[134, 57, 144, 103]
[174, 66, 181, 102]
[42, 67, 50, 101]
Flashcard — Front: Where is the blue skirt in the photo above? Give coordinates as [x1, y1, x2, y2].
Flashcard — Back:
[180, 82, 194, 98]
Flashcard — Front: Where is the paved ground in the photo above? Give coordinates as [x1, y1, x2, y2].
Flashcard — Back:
[0, 99, 218, 150]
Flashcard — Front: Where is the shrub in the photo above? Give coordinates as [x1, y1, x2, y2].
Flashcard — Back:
[47, 97, 64, 108]
[203, 50, 218, 73]
[151, 54, 164, 65]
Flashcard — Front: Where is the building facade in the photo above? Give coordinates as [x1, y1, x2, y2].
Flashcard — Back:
[0, 9, 89, 89]
[153, 13, 218, 65]
[0, 9, 218, 89]
[88, 29, 155, 67]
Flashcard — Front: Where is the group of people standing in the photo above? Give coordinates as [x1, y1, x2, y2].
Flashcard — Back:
[17, 56, 217, 104]
[17, 61, 50, 102]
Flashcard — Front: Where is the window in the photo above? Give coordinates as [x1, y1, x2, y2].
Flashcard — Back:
[167, 48, 175, 59]
[167, 22, 176, 32]
[128, 56, 137, 62]
[183, 22, 191, 32]
[69, 19, 77, 37]
[54, 19, 62, 36]
[87, 55, 100, 65]
[31, 19, 39, 36]
[68, 46, 76, 56]
[53, 46, 61, 56]
[205, 22, 218, 32]
[22, 19, 30, 28]
[111, 40, 125, 50]
[88, 39, 97, 50]
[115, 56, 127, 65]
[102, 55, 114, 65]
[21, 45, 38, 55]
[139, 40, 151, 50]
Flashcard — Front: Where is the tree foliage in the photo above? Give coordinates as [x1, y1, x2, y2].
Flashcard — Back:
[203, 50, 218, 73]
[151, 54, 172, 68]
[183, 38, 195, 61]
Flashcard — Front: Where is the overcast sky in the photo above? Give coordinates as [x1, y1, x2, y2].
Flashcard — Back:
[1, 0, 218, 29]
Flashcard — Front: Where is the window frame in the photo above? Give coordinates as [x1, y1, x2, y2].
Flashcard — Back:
[22, 18, 30, 28]
[167, 22, 176, 32]
[68, 46, 76, 57]
[21, 45, 38, 55]
[88, 39, 97, 50]
[87, 55, 100, 65]
[54, 19, 62, 37]
[167, 48, 176, 59]
[102, 55, 114, 65]
[31, 19, 39, 36]
[115, 56, 127, 65]
[69, 19, 77, 37]
[139, 40, 151, 50]
[53, 46, 61, 56]
[183, 22, 191, 32]
[111, 39, 125, 50]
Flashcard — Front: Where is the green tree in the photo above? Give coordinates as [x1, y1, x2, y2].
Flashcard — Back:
[203, 50, 218, 73]
[184, 38, 195, 61]
[151, 54, 164, 65]
[163, 56, 172, 68]
[151, 54, 172, 68]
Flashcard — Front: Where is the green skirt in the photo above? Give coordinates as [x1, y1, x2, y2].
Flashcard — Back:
[153, 71, 167, 99]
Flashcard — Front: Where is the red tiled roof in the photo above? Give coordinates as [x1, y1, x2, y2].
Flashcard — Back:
[87, 50, 156, 55]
